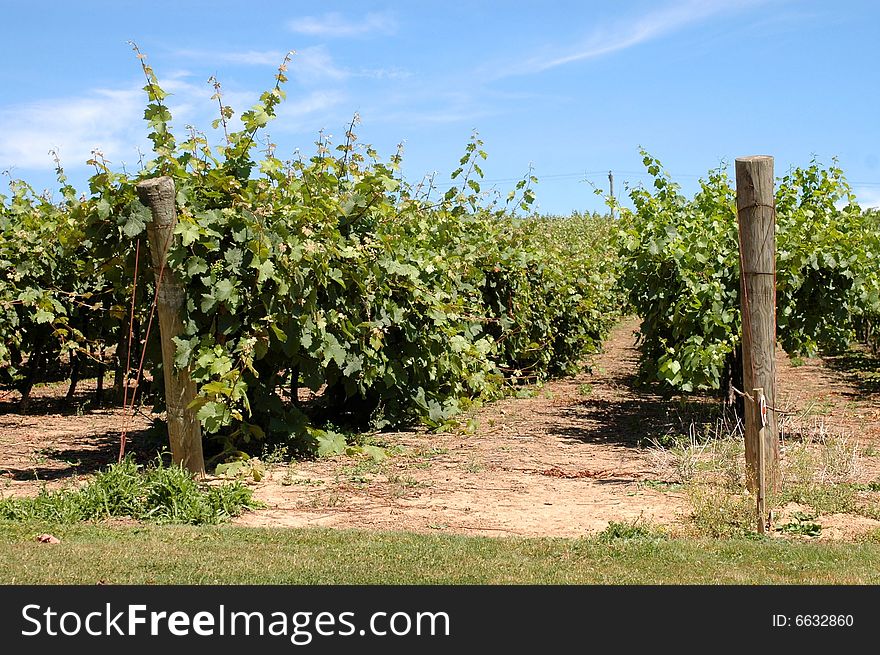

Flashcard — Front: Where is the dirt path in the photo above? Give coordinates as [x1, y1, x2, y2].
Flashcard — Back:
[235, 319, 691, 536]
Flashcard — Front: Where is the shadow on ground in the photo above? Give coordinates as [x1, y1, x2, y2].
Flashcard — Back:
[824, 347, 880, 395]
[0, 427, 164, 483]
[548, 391, 725, 449]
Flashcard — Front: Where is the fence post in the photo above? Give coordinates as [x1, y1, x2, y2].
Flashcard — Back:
[735, 156, 779, 496]
[136, 176, 205, 477]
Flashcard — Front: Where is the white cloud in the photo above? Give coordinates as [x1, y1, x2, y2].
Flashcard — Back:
[364, 87, 494, 127]
[292, 46, 349, 83]
[0, 88, 145, 170]
[287, 11, 396, 37]
[854, 186, 880, 209]
[173, 46, 349, 84]
[0, 76, 344, 172]
[274, 90, 347, 129]
[218, 50, 290, 67]
[494, 0, 765, 77]
[356, 67, 412, 81]
[174, 48, 290, 68]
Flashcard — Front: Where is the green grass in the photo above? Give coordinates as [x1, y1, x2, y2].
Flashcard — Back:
[1, 521, 880, 584]
[0, 457, 258, 525]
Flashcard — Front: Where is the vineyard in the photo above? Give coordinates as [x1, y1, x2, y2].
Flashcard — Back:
[1, 53, 621, 463]
[2, 52, 880, 545]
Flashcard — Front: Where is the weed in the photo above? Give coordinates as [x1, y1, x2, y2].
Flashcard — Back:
[281, 473, 324, 487]
[678, 418, 871, 538]
[577, 383, 593, 396]
[801, 399, 835, 417]
[648, 424, 713, 484]
[261, 444, 290, 465]
[386, 473, 427, 500]
[687, 484, 754, 538]
[778, 431, 862, 515]
[215, 458, 265, 482]
[410, 447, 449, 459]
[463, 460, 484, 474]
[341, 458, 384, 481]
[0, 457, 259, 525]
[306, 491, 343, 508]
[642, 479, 684, 493]
[387, 474, 423, 488]
[596, 518, 664, 543]
[777, 511, 822, 537]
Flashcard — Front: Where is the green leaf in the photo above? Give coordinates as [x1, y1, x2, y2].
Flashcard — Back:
[214, 279, 235, 303]
[122, 201, 151, 238]
[322, 335, 346, 368]
[34, 308, 54, 324]
[315, 430, 347, 457]
[256, 259, 276, 284]
[96, 198, 112, 220]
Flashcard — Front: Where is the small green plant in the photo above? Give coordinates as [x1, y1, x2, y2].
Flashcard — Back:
[789, 356, 806, 367]
[642, 479, 684, 493]
[577, 383, 593, 396]
[596, 518, 664, 543]
[778, 511, 822, 537]
[387, 473, 424, 489]
[463, 459, 484, 474]
[215, 457, 266, 482]
[340, 457, 384, 481]
[0, 457, 259, 524]
[687, 484, 755, 538]
[261, 444, 290, 464]
[280, 470, 324, 487]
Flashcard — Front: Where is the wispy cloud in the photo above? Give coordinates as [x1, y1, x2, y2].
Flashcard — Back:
[209, 49, 290, 67]
[287, 11, 396, 37]
[292, 46, 349, 83]
[854, 186, 880, 209]
[0, 88, 145, 170]
[364, 87, 498, 128]
[274, 90, 348, 132]
[0, 72, 348, 173]
[173, 46, 357, 84]
[493, 0, 765, 78]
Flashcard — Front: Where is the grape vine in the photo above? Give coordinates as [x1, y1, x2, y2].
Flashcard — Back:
[619, 151, 880, 395]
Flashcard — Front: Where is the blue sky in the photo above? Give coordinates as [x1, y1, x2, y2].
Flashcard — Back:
[1, 0, 878, 214]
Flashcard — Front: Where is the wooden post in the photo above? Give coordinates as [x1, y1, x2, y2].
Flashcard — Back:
[136, 177, 205, 477]
[608, 170, 615, 219]
[735, 156, 779, 494]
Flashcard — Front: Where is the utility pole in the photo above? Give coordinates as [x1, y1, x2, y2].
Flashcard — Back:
[608, 170, 615, 218]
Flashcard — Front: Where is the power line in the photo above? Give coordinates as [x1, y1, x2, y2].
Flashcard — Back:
[427, 168, 880, 189]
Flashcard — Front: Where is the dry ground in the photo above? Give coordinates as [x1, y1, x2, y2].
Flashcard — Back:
[2, 319, 879, 539]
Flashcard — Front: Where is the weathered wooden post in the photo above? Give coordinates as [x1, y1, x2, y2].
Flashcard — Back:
[136, 176, 205, 477]
[735, 156, 779, 498]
